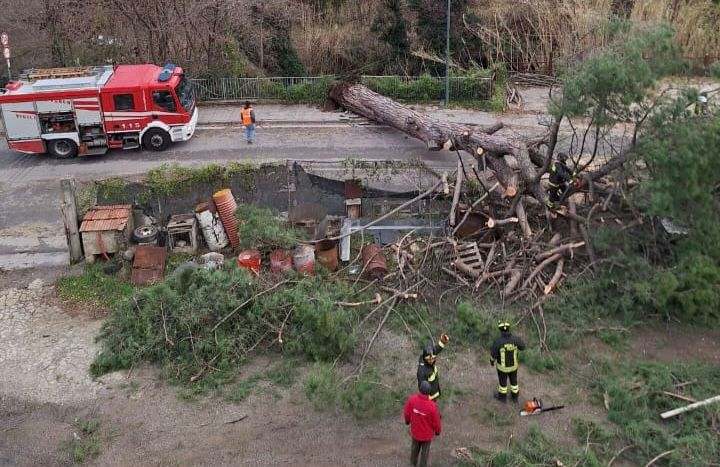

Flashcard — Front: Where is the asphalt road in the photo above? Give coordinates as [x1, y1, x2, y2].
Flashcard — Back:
[0, 124, 458, 187]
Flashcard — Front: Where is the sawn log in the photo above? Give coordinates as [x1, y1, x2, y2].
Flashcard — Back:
[329, 83, 548, 204]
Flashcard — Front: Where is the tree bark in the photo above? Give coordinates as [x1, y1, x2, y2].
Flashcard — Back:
[329, 83, 548, 204]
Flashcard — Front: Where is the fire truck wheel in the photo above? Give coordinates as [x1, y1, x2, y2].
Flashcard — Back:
[143, 128, 171, 151]
[48, 139, 78, 159]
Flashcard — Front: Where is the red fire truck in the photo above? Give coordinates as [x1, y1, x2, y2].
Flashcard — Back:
[0, 63, 197, 158]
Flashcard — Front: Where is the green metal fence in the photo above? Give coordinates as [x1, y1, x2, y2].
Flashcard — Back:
[190, 75, 493, 103]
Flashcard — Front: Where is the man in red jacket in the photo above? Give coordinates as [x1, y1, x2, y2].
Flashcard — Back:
[403, 381, 442, 467]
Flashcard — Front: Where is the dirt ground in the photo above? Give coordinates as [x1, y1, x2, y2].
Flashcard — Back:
[2, 274, 719, 467]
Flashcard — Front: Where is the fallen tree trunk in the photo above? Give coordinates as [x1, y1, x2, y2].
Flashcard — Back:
[329, 83, 548, 204]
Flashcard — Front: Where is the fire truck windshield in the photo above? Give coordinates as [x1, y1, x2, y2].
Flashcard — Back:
[175, 76, 195, 113]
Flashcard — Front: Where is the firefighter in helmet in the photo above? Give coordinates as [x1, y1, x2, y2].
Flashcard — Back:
[417, 333, 450, 401]
[547, 152, 573, 205]
[490, 321, 526, 402]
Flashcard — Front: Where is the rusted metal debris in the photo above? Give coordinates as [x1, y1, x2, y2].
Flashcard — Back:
[131, 245, 167, 285]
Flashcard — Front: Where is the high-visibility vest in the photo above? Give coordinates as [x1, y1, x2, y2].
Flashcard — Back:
[498, 343, 519, 373]
[241, 107, 254, 126]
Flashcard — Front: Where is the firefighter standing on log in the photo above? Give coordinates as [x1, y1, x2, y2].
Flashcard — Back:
[490, 321, 526, 403]
[417, 334, 450, 401]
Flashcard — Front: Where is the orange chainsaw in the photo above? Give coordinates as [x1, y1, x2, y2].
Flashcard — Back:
[520, 398, 564, 416]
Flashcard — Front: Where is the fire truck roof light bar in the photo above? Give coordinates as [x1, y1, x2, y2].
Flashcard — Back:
[158, 63, 177, 82]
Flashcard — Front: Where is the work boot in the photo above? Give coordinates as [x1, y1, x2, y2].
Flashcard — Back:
[494, 392, 507, 403]
[511, 393, 519, 403]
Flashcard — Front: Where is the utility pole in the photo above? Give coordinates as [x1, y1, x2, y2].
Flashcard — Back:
[444, 0, 451, 106]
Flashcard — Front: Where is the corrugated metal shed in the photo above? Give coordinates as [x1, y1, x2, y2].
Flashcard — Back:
[80, 205, 132, 232]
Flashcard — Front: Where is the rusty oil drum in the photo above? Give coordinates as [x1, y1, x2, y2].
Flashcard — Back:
[361, 244, 387, 278]
[270, 249, 293, 273]
[315, 239, 339, 272]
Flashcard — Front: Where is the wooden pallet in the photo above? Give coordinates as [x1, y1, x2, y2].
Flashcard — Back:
[454, 241, 484, 278]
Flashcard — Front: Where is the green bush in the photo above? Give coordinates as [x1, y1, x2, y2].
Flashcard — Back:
[91, 268, 364, 387]
[340, 369, 403, 420]
[304, 363, 340, 411]
[450, 301, 496, 348]
[522, 348, 562, 373]
[236, 204, 302, 250]
[304, 364, 404, 420]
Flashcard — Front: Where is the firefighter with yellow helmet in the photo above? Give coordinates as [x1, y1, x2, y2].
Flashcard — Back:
[490, 321, 526, 402]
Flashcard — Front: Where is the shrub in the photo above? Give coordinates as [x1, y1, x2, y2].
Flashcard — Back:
[340, 369, 404, 420]
[304, 364, 404, 420]
[91, 267, 363, 388]
[236, 204, 302, 250]
[450, 301, 496, 348]
[304, 363, 339, 411]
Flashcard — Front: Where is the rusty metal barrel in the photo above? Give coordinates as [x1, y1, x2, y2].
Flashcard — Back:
[315, 239, 339, 272]
[270, 249, 293, 273]
[361, 244, 387, 278]
[293, 244, 315, 275]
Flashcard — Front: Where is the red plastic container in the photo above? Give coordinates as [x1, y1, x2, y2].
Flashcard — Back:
[213, 189, 239, 248]
[270, 249, 293, 273]
[237, 249, 261, 274]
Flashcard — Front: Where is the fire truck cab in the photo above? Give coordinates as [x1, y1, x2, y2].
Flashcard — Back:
[0, 63, 197, 158]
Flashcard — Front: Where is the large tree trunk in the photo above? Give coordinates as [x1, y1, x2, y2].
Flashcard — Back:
[329, 83, 547, 204]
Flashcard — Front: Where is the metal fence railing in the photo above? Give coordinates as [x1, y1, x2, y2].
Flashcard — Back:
[189, 75, 493, 103]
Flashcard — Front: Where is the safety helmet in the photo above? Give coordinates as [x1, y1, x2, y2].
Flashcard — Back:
[497, 321, 511, 332]
[419, 381, 432, 395]
[422, 343, 436, 362]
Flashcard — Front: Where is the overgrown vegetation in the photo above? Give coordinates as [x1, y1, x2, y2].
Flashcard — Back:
[544, 22, 720, 330]
[87, 162, 267, 207]
[57, 264, 133, 310]
[465, 360, 720, 466]
[60, 418, 102, 464]
[91, 266, 365, 390]
[304, 363, 407, 421]
[596, 361, 720, 465]
[236, 204, 303, 250]
[141, 162, 260, 200]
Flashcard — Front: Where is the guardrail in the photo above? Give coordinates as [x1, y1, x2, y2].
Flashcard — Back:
[189, 75, 493, 103]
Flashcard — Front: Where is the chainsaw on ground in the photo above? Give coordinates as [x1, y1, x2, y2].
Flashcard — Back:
[520, 397, 564, 416]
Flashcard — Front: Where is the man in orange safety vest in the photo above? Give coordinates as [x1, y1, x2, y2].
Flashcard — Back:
[240, 101, 256, 144]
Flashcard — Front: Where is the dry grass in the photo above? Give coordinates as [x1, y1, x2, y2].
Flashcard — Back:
[463, 0, 719, 73]
[466, 0, 614, 72]
[631, 0, 720, 58]
[291, 1, 385, 74]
